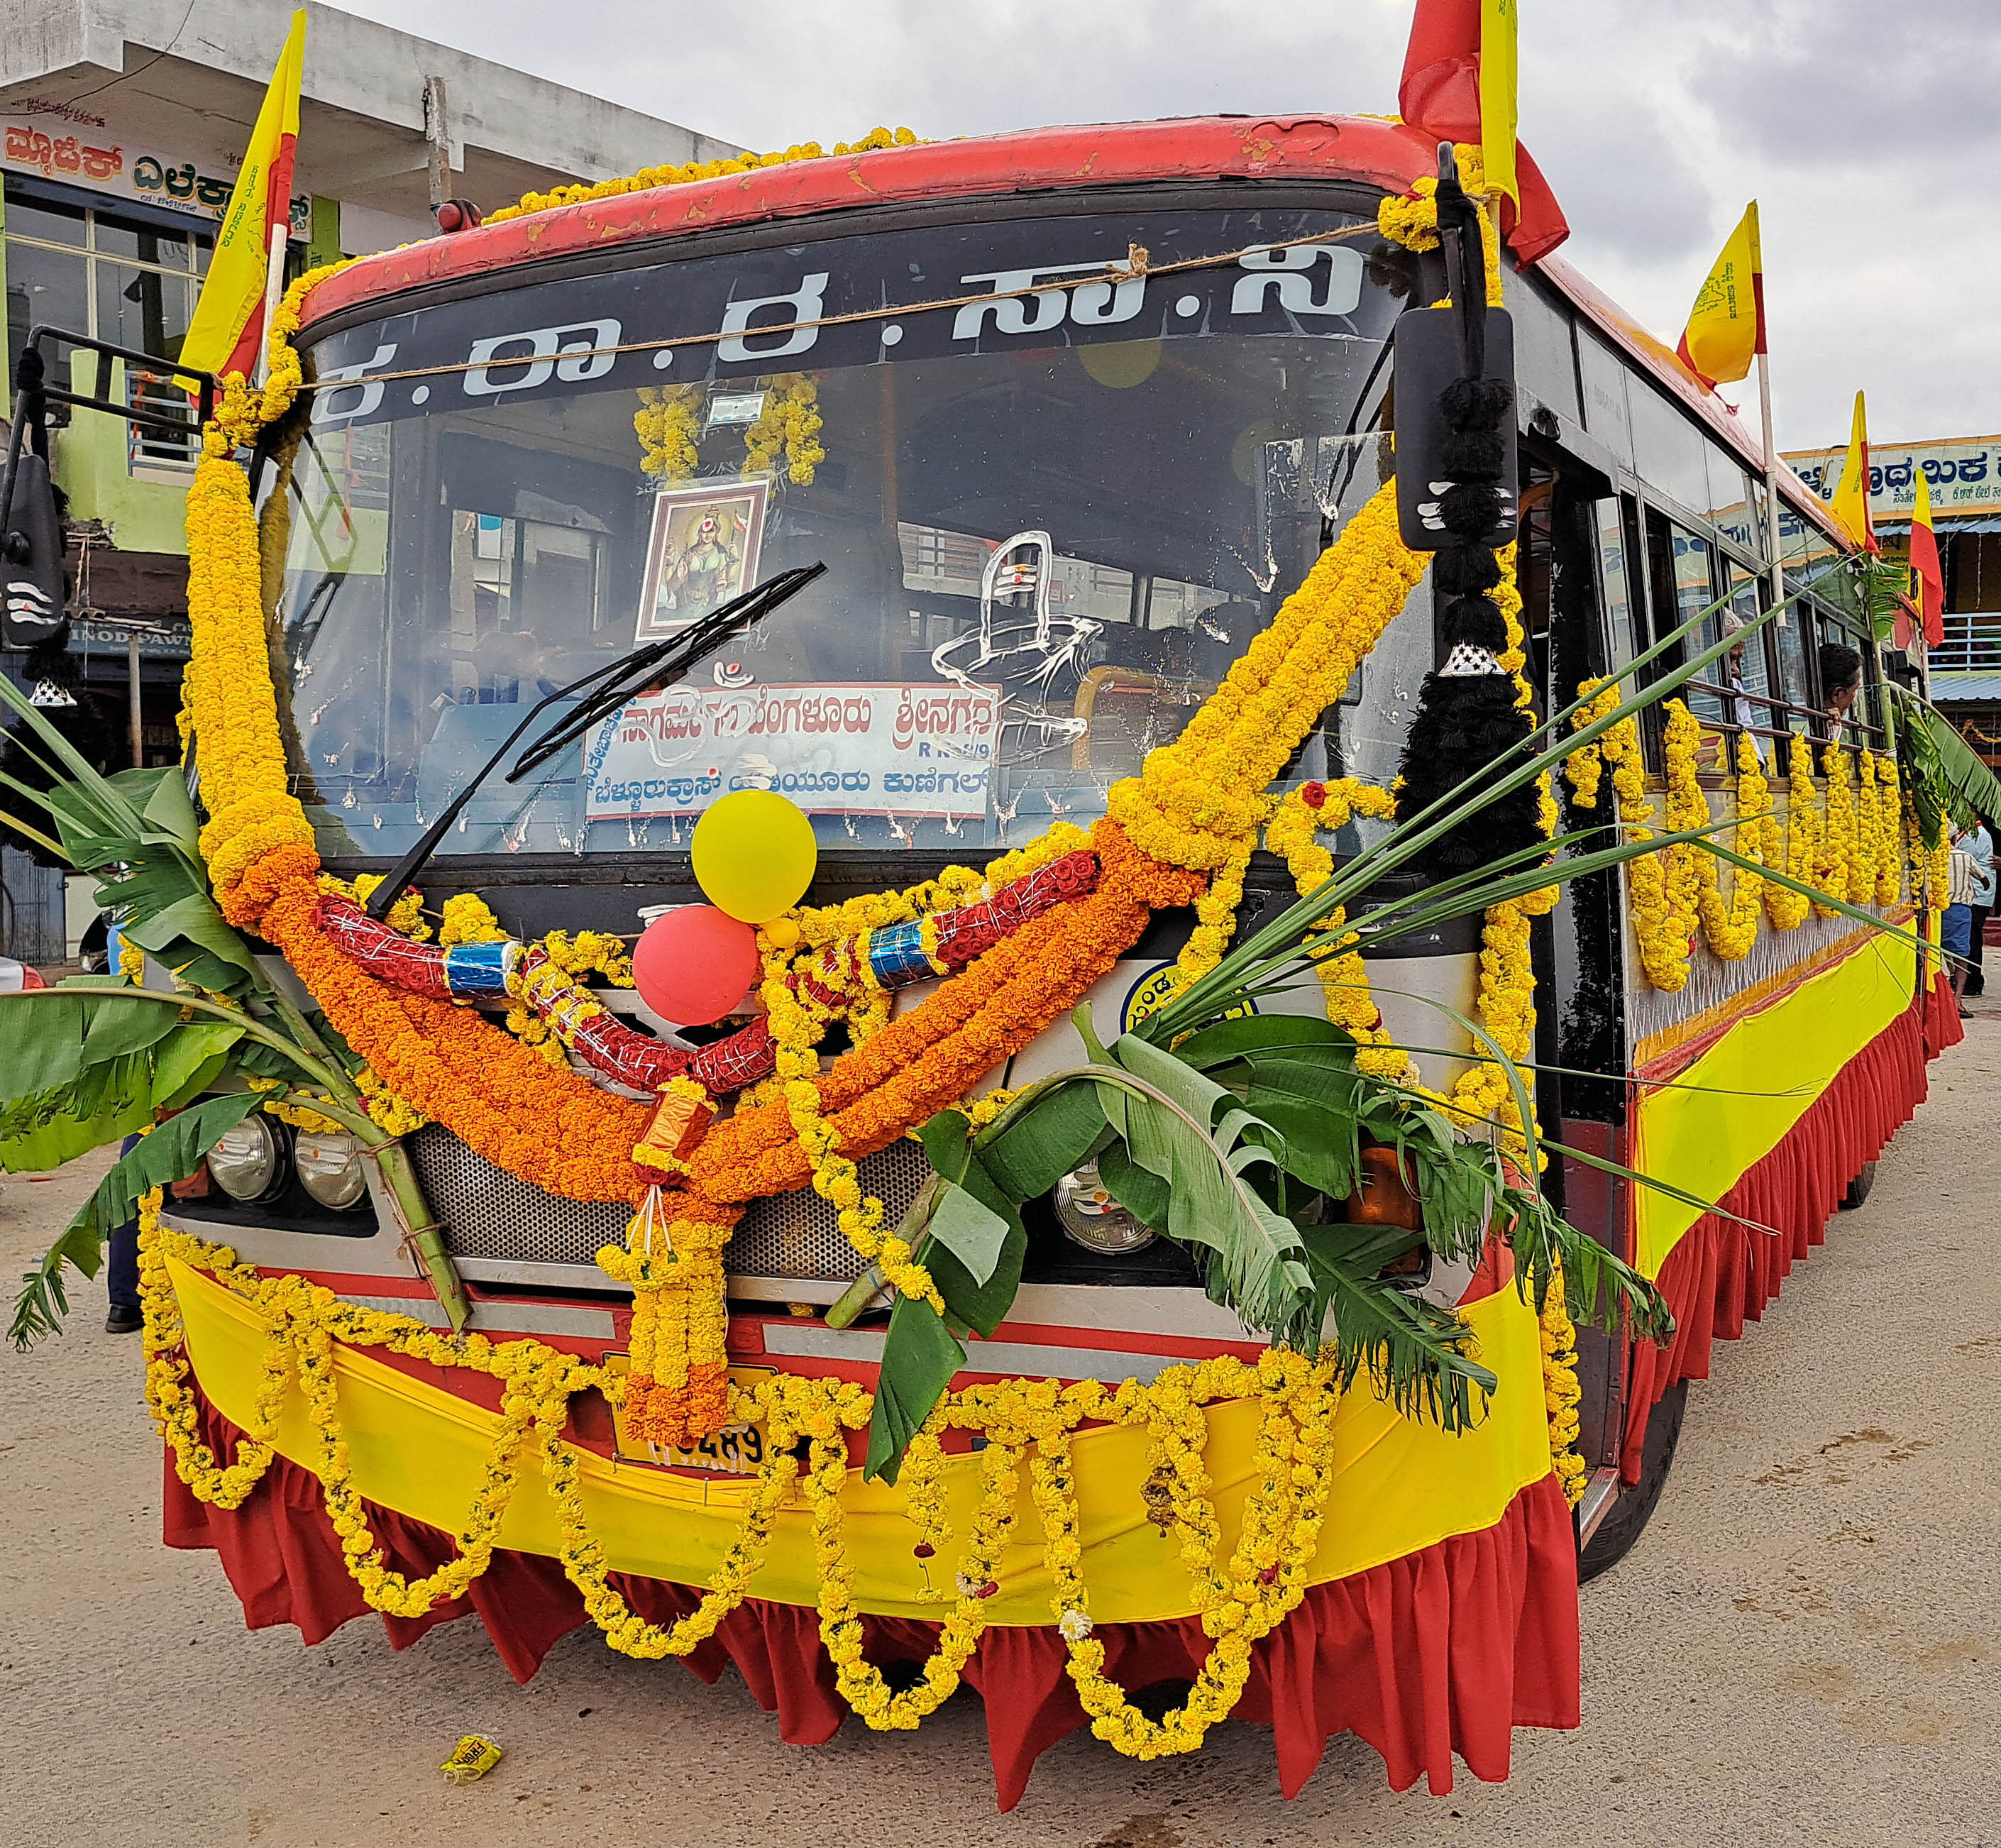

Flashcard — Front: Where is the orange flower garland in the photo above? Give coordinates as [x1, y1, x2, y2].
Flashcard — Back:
[692, 821, 1199, 1204]
[597, 1192, 739, 1446]
[261, 877, 654, 1200]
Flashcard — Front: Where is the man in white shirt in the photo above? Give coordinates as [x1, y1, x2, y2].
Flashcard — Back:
[1966, 818, 1995, 1000]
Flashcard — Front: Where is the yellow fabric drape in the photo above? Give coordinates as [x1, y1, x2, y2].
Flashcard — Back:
[1633, 930, 1917, 1277]
[170, 1255, 1554, 1627]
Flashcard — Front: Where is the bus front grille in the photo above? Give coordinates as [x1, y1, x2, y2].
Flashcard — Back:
[409, 1125, 931, 1282]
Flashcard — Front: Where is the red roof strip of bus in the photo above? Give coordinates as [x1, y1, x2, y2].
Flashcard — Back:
[297, 114, 1436, 329]
[299, 111, 1851, 554]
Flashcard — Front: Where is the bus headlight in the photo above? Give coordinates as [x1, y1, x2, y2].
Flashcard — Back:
[206, 1116, 290, 1204]
[294, 1129, 369, 1211]
[1052, 1160, 1155, 1256]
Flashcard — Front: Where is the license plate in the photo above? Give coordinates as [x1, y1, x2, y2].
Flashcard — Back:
[661, 1423, 768, 1474]
[602, 1354, 774, 1473]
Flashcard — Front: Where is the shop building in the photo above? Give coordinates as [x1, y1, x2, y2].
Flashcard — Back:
[1784, 433, 2001, 763]
[0, 0, 734, 959]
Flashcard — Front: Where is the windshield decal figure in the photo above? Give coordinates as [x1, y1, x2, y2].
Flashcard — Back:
[930, 530, 1100, 764]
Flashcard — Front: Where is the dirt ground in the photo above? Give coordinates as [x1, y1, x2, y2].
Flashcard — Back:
[3, 1007, 1997, 1848]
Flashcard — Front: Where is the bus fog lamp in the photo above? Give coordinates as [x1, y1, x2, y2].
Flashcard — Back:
[206, 1116, 289, 1204]
[294, 1129, 369, 1211]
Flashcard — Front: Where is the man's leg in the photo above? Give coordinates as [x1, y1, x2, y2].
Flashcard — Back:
[104, 1133, 143, 1334]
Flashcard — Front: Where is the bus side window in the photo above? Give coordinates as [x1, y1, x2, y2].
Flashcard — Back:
[1725, 562, 1778, 727]
[1772, 595, 1813, 735]
[1593, 496, 1640, 671]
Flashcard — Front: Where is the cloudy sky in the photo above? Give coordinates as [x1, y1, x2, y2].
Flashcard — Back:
[352, 0, 1995, 456]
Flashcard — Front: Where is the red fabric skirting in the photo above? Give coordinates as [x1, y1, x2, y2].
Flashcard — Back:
[162, 1390, 1579, 1807]
[1621, 979, 1951, 1484]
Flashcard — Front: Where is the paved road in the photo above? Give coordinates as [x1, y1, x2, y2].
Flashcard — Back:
[4, 1009, 1997, 1848]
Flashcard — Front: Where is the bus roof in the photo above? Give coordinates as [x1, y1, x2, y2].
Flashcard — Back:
[298, 113, 1847, 549]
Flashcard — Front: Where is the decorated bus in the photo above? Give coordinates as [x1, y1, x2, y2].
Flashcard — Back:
[3, 98, 1968, 1808]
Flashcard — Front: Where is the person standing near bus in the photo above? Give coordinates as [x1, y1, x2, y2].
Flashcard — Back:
[1946, 819, 1983, 1018]
[1965, 816, 1995, 999]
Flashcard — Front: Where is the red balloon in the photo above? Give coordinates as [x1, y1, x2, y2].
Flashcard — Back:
[631, 906, 759, 1027]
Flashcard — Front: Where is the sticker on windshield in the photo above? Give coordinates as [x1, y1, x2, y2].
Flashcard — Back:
[585, 681, 1001, 821]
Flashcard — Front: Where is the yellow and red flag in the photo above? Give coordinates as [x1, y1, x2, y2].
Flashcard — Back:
[1675, 202, 1764, 391]
[1399, 0, 1568, 263]
[181, 9, 306, 381]
[1827, 390, 1878, 555]
[1909, 464, 1945, 647]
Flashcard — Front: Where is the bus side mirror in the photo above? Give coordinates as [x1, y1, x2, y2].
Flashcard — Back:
[2, 451, 65, 651]
[1391, 304, 1519, 554]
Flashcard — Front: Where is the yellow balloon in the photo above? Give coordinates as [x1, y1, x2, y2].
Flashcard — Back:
[692, 790, 818, 923]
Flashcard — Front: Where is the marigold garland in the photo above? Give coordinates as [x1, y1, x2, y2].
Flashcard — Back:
[1539, 1260, 1587, 1508]
[634, 385, 702, 480]
[743, 373, 826, 485]
[1263, 779, 1408, 1077]
[595, 1189, 738, 1447]
[142, 1217, 1357, 1754]
[1768, 733, 1819, 931]
[1565, 686, 1916, 991]
[1677, 708, 1761, 962]
[1107, 479, 1428, 873]
[1814, 742, 1855, 920]
[488, 127, 923, 225]
[691, 821, 1198, 1214]
[1444, 543, 1555, 1143]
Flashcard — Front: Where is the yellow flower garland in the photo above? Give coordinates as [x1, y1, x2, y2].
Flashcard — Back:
[142, 1216, 1361, 1755]
[634, 385, 703, 479]
[490, 128, 923, 224]
[1539, 1260, 1587, 1508]
[1768, 733, 1819, 931]
[1107, 480, 1428, 873]
[1445, 544, 1557, 1141]
[1814, 743, 1855, 920]
[1263, 779, 1408, 1077]
[636, 374, 825, 485]
[1566, 688, 1920, 992]
[743, 373, 826, 485]
[1677, 711, 1761, 962]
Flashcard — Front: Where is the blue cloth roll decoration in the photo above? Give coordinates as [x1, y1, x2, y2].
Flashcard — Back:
[443, 940, 519, 1000]
[866, 920, 935, 988]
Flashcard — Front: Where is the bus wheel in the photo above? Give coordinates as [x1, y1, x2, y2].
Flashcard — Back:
[1577, 1381, 1688, 1583]
[1839, 1160, 1879, 1210]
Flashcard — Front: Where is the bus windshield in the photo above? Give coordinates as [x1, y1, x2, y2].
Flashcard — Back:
[263, 202, 1421, 859]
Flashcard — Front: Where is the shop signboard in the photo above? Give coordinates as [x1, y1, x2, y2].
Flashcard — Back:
[1, 113, 307, 234]
[1784, 436, 2001, 524]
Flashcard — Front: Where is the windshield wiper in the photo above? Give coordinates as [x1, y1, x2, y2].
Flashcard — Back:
[362, 562, 825, 919]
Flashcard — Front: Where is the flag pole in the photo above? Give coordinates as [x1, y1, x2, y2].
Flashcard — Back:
[251, 221, 287, 389]
[1755, 347, 1786, 627]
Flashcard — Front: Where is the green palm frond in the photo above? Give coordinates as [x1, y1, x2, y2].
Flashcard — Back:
[1891, 687, 2001, 833]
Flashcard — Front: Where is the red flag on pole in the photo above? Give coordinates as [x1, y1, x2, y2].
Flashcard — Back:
[1911, 466, 1945, 649]
[1399, 0, 1570, 264]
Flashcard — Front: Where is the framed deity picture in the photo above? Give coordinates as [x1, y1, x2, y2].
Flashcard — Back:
[634, 474, 770, 643]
